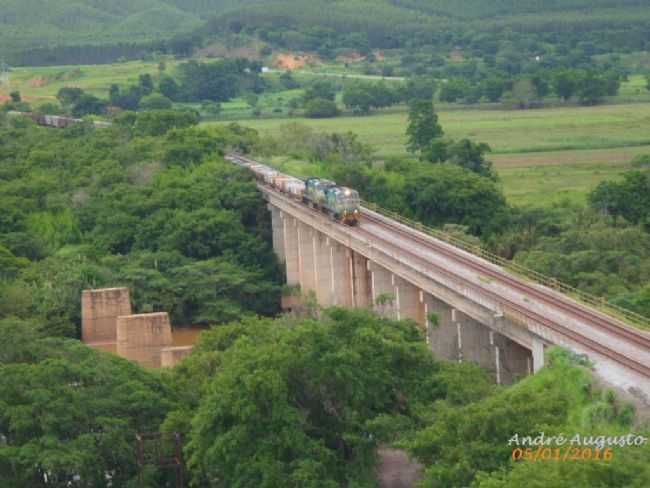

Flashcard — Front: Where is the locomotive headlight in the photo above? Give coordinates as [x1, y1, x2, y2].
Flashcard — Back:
[344, 189, 351, 195]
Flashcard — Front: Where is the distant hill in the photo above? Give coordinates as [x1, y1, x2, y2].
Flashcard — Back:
[0, 0, 199, 49]
[1, 0, 649, 65]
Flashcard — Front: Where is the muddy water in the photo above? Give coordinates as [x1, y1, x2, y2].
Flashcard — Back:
[172, 326, 207, 346]
[88, 325, 207, 355]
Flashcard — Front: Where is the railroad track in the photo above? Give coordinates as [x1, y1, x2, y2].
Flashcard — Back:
[230, 153, 650, 380]
[358, 209, 650, 378]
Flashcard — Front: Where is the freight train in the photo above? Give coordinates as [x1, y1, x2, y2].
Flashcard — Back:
[227, 154, 361, 226]
[8, 111, 112, 129]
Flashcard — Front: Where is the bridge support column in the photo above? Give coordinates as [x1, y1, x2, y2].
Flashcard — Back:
[370, 262, 397, 319]
[457, 311, 494, 371]
[424, 295, 459, 362]
[269, 205, 286, 264]
[494, 333, 533, 384]
[283, 217, 300, 286]
[329, 243, 353, 307]
[350, 252, 371, 308]
[314, 232, 333, 306]
[490, 331, 502, 385]
[394, 277, 419, 322]
[532, 337, 545, 373]
[298, 223, 317, 294]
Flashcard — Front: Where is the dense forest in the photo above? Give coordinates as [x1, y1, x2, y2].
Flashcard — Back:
[2, 0, 650, 65]
[1, 0, 650, 483]
[0, 106, 649, 486]
[0, 112, 280, 335]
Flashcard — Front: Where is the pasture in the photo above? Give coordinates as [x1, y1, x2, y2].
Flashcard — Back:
[2, 59, 649, 207]
[212, 101, 650, 207]
[0, 60, 178, 101]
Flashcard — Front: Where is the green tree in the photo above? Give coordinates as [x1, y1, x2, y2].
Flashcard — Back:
[576, 72, 609, 105]
[406, 100, 443, 153]
[279, 70, 300, 89]
[342, 83, 374, 114]
[57, 87, 84, 107]
[159, 75, 180, 100]
[439, 79, 469, 103]
[480, 77, 508, 102]
[124, 109, 199, 136]
[0, 244, 29, 280]
[552, 69, 578, 101]
[303, 79, 336, 102]
[184, 308, 446, 487]
[9, 90, 20, 103]
[502, 79, 541, 109]
[404, 76, 437, 103]
[139, 93, 173, 110]
[304, 98, 339, 118]
[0, 323, 174, 487]
[71, 93, 107, 116]
[446, 139, 496, 179]
[403, 165, 507, 234]
[589, 171, 650, 228]
[139, 73, 154, 95]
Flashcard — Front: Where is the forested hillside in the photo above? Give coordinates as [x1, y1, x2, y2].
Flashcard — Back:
[2, 0, 650, 65]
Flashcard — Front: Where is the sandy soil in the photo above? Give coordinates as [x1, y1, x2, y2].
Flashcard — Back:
[272, 53, 320, 70]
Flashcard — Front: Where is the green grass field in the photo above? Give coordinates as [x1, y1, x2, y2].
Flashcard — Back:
[211, 99, 650, 207]
[211, 100, 650, 156]
[0, 59, 179, 101]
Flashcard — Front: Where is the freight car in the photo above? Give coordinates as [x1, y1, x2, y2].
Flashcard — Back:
[226, 154, 360, 226]
[8, 111, 112, 129]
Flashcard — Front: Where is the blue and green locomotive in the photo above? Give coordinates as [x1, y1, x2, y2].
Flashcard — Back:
[304, 177, 361, 226]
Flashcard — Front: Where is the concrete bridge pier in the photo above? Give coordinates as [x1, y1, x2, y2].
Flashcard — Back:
[297, 223, 317, 294]
[457, 311, 494, 372]
[425, 295, 461, 362]
[313, 232, 335, 306]
[269, 206, 286, 264]
[493, 333, 533, 384]
[350, 252, 372, 308]
[329, 242, 353, 307]
[394, 276, 420, 323]
[532, 337, 546, 373]
[283, 216, 300, 286]
[370, 262, 398, 319]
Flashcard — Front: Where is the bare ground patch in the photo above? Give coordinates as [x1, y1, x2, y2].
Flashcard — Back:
[272, 53, 321, 70]
[376, 447, 423, 488]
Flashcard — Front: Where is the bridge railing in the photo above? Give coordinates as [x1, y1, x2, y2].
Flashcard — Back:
[361, 200, 650, 331]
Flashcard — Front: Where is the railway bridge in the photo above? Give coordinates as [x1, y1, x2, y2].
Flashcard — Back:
[235, 155, 650, 396]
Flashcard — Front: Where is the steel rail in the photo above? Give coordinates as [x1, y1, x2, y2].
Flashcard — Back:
[259, 182, 650, 378]
[230, 153, 650, 330]
[361, 209, 650, 350]
[349, 216, 650, 379]
[230, 154, 650, 377]
[360, 201, 650, 331]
